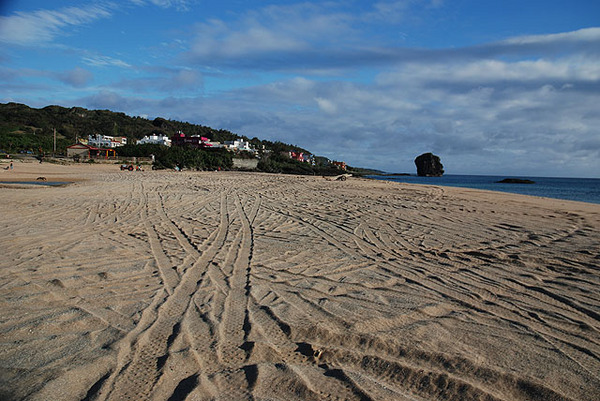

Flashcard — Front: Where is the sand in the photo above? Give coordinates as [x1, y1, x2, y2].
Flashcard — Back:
[1, 161, 599, 401]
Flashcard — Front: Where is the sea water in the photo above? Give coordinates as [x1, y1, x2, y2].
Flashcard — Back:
[366, 175, 600, 204]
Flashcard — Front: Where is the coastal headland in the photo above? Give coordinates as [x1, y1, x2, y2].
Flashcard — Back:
[1, 162, 599, 401]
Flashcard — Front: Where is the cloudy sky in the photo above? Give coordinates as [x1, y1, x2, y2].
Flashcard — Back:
[1, 0, 599, 177]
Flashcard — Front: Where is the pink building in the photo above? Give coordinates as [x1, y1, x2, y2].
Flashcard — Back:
[171, 132, 213, 148]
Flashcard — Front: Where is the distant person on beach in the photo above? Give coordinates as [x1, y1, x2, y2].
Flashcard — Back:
[10, 162, 13, 170]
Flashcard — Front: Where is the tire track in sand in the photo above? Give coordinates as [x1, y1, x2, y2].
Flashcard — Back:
[100, 192, 230, 400]
[208, 193, 258, 400]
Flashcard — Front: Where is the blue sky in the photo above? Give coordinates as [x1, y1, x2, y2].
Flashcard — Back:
[1, 0, 599, 177]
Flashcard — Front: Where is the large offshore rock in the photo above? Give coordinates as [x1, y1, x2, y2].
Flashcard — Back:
[414, 153, 444, 177]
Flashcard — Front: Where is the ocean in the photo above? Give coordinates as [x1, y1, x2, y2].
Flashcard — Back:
[366, 174, 600, 204]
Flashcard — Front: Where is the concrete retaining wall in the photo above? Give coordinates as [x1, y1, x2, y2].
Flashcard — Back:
[233, 158, 258, 169]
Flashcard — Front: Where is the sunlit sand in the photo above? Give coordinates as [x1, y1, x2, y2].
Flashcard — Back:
[1, 162, 598, 401]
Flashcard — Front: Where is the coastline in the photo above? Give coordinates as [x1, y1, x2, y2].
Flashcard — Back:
[1, 163, 599, 401]
[368, 173, 600, 204]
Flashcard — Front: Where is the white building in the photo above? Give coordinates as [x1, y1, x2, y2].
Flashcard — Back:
[88, 134, 127, 148]
[224, 139, 254, 152]
[137, 134, 171, 147]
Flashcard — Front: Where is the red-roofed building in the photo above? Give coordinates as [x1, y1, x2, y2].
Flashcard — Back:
[67, 143, 116, 160]
[285, 151, 314, 164]
[171, 131, 217, 148]
[332, 161, 347, 170]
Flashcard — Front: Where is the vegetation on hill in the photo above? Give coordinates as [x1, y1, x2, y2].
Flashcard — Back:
[345, 166, 387, 176]
[118, 143, 233, 171]
[257, 152, 341, 176]
[0, 102, 231, 153]
[0, 102, 347, 175]
[0, 102, 309, 155]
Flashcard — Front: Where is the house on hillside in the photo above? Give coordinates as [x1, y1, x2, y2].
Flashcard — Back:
[67, 143, 116, 160]
[171, 131, 221, 148]
[137, 134, 171, 147]
[285, 151, 314, 164]
[88, 134, 127, 148]
[332, 161, 347, 170]
[224, 139, 254, 153]
[202, 138, 223, 148]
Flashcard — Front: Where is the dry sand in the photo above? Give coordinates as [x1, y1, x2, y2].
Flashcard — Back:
[1, 161, 599, 401]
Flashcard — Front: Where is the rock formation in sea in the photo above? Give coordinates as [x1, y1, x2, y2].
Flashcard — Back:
[414, 153, 444, 177]
[496, 178, 535, 184]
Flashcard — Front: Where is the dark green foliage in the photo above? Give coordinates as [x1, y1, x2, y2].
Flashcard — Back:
[265, 141, 310, 155]
[235, 150, 257, 159]
[117, 143, 165, 158]
[0, 102, 346, 176]
[313, 156, 330, 167]
[153, 147, 233, 171]
[346, 166, 386, 176]
[257, 152, 340, 176]
[0, 124, 71, 154]
[0, 102, 309, 158]
[0, 102, 242, 154]
[118, 143, 232, 171]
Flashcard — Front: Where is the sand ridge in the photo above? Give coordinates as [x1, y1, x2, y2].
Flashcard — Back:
[0, 162, 599, 400]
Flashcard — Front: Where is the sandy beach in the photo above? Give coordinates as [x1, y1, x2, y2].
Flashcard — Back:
[1, 161, 598, 401]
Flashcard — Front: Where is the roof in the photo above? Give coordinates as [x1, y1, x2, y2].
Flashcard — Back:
[67, 143, 115, 152]
[67, 143, 96, 150]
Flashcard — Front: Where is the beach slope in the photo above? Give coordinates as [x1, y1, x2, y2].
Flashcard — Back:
[1, 163, 598, 401]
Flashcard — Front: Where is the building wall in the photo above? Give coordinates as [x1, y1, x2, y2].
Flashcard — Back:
[138, 135, 171, 146]
[88, 135, 127, 148]
[233, 158, 259, 169]
[67, 147, 89, 158]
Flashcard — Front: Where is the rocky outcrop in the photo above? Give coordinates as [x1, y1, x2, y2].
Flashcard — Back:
[496, 178, 535, 184]
[414, 153, 444, 177]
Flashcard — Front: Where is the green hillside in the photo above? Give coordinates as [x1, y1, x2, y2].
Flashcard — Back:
[0, 102, 350, 175]
[0, 102, 309, 156]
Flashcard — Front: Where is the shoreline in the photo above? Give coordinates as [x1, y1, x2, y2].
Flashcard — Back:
[368, 173, 600, 205]
[3, 159, 598, 205]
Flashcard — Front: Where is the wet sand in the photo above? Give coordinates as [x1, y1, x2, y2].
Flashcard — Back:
[1, 161, 599, 400]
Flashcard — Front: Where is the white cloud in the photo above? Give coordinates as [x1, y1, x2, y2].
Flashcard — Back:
[366, 1, 411, 23]
[130, 0, 194, 11]
[186, 3, 356, 65]
[377, 56, 600, 86]
[106, 67, 203, 94]
[58, 67, 94, 87]
[180, 0, 600, 78]
[0, 1, 195, 46]
[172, 69, 202, 88]
[315, 97, 337, 114]
[364, 0, 445, 24]
[0, 65, 93, 88]
[82, 90, 134, 110]
[501, 27, 600, 46]
[190, 20, 307, 59]
[83, 55, 131, 68]
[0, 4, 113, 45]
